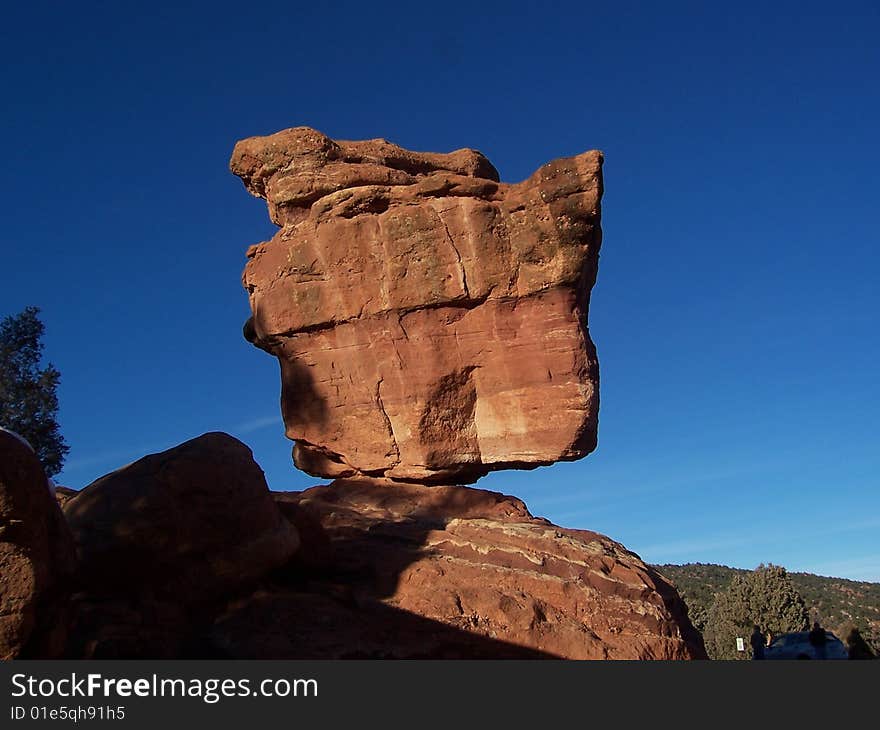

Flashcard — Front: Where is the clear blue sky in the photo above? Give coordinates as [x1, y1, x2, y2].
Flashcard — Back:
[2, 2, 877, 580]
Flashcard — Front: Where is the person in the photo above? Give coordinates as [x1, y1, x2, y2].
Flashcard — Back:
[750, 624, 765, 660]
[808, 621, 827, 659]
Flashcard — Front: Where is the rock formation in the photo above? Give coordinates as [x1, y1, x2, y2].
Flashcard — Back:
[64, 433, 299, 603]
[59, 433, 301, 658]
[220, 128, 705, 658]
[53, 486, 78, 508]
[230, 127, 602, 483]
[0, 133, 708, 660]
[0, 430, 76, 659]
[214, 480, 706, 659]
[2, 432, 704, 659]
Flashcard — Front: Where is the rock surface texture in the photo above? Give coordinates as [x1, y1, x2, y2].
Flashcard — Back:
[59, 433, 301, 658]
[16, 439, 704, 659]
[231, 128, 603, 483]
[63, 433, 299, 604]
[0, 430, 76, 659]
[0, 134, 707, 660]
[213, 480, 706, 659]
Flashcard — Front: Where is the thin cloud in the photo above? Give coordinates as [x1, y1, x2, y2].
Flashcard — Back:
[233, 415, 283, 434]
[61, 414, 284, 477]
[637, 533, 757, 560]
[63, 443, 164, 473]
[641, 518, 880, 560]
[521, 456, 810, 514]
[805, 555, 880, 582]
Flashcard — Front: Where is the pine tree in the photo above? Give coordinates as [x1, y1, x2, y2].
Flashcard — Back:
[703, 564, 809, 660]
[0, 307, 69, 476]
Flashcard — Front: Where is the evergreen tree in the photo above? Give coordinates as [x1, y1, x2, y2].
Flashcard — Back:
[704, 564, 809, 660]
[0, 306, 69, 476]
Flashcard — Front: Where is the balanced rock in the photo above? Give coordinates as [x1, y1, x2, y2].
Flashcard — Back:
[64, 432, 299, 604]
[213, 480, 705, 659]
[0, 430, 76, 659]
[231, 128, 602, 483]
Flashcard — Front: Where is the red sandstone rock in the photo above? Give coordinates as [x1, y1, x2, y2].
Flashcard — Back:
[0, 431, 76, 659]
[213, 480, 706, 660]
[63, 594, 191, 660]
[53, 486, 78, 509]
[231, 128, 602, 483]
[63, 432, 299, 605]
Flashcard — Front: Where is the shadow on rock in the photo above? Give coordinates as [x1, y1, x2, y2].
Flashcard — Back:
[226, 479, 708, 660]
[60, 432, 299, 659]
[47, 440, 705, 659]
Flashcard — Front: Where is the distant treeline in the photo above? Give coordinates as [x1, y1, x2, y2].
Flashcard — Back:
[654, 563, 880, 656]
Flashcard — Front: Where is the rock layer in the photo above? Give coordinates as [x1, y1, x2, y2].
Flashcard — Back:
[29, 444, 704, 659]
[214, 480, 706, 659]
[0, 430, 76, 659]
[231, 128, 602, 483]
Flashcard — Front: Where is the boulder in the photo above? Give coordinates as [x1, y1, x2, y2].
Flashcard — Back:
[53, 485, 78, 508]
[0, 430, 75, 659]
[63, 432, 299, 605]
[63, 594, 191, 660]
[212, 480, 706, 659]
[231, 128, 602, 484]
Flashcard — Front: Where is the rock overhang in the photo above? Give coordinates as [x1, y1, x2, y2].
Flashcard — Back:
[231, 127, 603, 484]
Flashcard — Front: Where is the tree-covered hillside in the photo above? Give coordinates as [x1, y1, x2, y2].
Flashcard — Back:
[654, 563, 880, 655]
